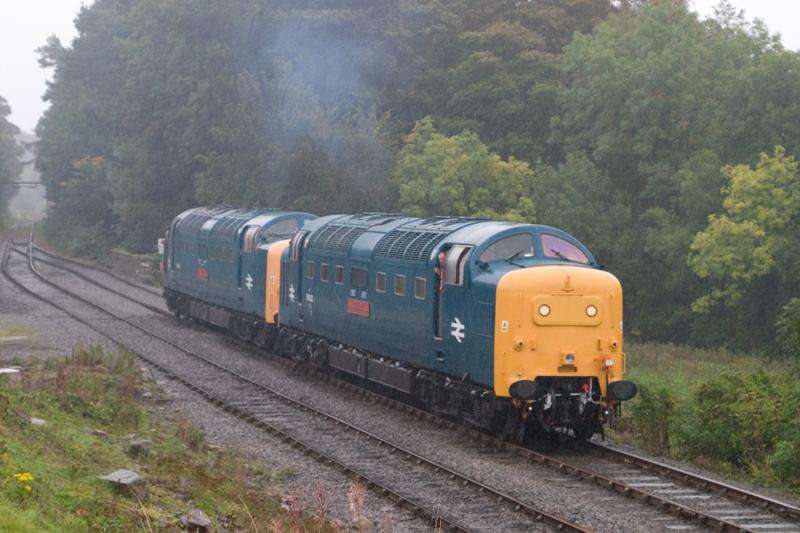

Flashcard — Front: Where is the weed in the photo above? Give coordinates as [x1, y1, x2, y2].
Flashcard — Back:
[349, 479, 367, 532]
[314, 479, 330, 523]
[175, 417, 205, 452]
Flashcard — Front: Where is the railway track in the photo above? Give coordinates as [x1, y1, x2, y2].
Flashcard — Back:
[582, 443, 800, 526]
[3, 226, 585, 533]
[32, 243, 161, 295]
[16, 230, 800, 533]
[11, 244, 168, 317]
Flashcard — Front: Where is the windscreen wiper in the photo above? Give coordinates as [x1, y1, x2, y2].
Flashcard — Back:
[504, 249, 526, 262]
[504, 249, 528, 268]
[549, 248, 579, 263]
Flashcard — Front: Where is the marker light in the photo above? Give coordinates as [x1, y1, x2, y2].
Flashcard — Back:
[538, 304, 551, 317]
[586, 305, 598, 317]
[604, 358, 614, 368]
[565, 353, 575, 365]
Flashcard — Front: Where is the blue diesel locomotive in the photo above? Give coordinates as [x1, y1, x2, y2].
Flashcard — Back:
[163, 207, 636, 444]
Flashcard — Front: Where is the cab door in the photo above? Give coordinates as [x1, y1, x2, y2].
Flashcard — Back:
[238, 225, 261, 312]
[433, 245, 472, 358]
[286, 230, 309, 320]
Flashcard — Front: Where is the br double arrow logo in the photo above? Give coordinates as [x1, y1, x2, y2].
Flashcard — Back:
[450, 317, 465, 343]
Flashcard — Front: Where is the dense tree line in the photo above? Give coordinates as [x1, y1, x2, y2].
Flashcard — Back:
[0, 96, 23, 219]
[36, 0, 800, 353]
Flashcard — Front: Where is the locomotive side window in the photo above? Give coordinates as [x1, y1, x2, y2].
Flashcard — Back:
[306, 261, 315, 279]
[479, 233, 534, 263]
[414, 277, 426, 300]
[320, 263, 329, 282]
[394, 274, 406, 296]
[335, 265, 344, 285]
[351, 267, 368, 289]
[541, 234, 589, 264]
[376, 272, 387, 293]
[243, 225, 260, 253]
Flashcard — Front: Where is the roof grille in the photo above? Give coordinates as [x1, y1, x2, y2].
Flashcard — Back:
[374, 230, 445, 262]
[308, 225, 367, 254]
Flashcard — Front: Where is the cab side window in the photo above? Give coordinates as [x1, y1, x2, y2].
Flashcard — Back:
[243, 225, 260, 253]
[289, 231, 308, 262]
[443, 245, 472, 286]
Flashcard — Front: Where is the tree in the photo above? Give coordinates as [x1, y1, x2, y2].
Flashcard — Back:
[552, 0, 798, 345]
[0, 96, 22, 217]
[393, 117, 534, 220]
[394, 0, 615, 164]
[776, 298, 800, 359]
[690, 147, 800, 302]
[35, 0, 131, 251]
[690, 147, 800, 349]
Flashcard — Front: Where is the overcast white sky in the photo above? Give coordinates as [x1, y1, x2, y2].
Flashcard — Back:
[1, 0, 799, 133]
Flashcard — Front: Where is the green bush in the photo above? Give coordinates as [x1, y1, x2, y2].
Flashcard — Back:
[672, 365, 800, 472]
[766, 426, 800, 489]
[776, 298, 800, 359]
[626, 381, 676, 454]
[41, 219, 113, 259]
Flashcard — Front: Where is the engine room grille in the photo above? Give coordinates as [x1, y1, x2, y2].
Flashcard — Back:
[374, 230, 446, 262]
[308, 225, 367, 254]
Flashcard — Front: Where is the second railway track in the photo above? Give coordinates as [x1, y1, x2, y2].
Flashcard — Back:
[11, 228, 800, 533]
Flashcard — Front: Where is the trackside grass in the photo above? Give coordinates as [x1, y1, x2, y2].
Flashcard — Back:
[0, 345, 341, 532]
[613, 342, 800, 494]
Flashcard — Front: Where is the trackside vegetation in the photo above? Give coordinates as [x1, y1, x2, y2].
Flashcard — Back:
[618, 344, 800, 492]
[0, 346, 340, 532]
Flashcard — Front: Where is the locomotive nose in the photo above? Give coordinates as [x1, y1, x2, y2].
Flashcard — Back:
[493, 265, 628, 401]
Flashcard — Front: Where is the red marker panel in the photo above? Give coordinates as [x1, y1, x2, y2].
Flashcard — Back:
[347, 298, 370, 317]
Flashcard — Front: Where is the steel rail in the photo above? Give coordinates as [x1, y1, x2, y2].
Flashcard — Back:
[588, 441, 800, 522]
[9, 228, 586, 533]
